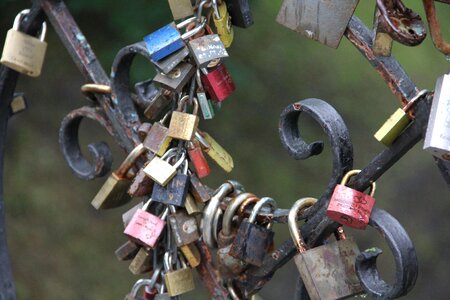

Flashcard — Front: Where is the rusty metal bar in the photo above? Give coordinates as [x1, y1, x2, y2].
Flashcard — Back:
[423, 0, 450, 55]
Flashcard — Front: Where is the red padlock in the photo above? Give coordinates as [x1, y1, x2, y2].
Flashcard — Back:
[200, 63, 235, 102]
[327, 169, 376, 230]
[188, 140, 211, 178]
[124, 199, 168, 248]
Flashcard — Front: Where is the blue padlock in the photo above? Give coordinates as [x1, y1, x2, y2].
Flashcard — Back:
[144, 16, 206, 62]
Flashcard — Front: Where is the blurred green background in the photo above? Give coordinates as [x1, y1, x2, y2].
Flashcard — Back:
[1, 0, 449, 299]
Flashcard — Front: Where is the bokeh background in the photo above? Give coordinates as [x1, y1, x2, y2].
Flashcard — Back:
[1, 0, 449, 299]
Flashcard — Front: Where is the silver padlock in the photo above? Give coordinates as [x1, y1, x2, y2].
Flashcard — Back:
[1, 9, 47, 77]
[424, 73, 450, 161]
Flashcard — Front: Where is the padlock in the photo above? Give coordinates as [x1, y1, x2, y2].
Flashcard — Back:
[189, 172, 211, 202]
[144, 148, 186, 186]
[217, 193, 256, 280]
[184, 193, 202, 215]
[167, 96, 199, 141]
[154, 283, 170, 300]
[226, 0, 254, 28]
[195, 130, 234, 172]
[1, 9, 47, 77]
[375, 89, 429, 145]
[212, 0, 234, 47]
[151, 159, 190, 206]
[196, 70, 215, 120]
[424, 73, 450, 161]
[276, 0, 360, 49]
[373, 8, 394, 56]
[229, 197, 276, 266]
[128, 162, 155, 198]
[143, 114, 172, 156]
[289, 198, 363, 300]
[129, 247, 153, 275]
[152, 46, 190, 75]
[124, 199, 169, 248]
[188, 34, 229, 68]
[179, 242, 201, 268]
[115, 240, 140, 261]
[327, 170, 377, 230]
[200, 63, 235, 102]
[143, 16, 206, 62]
[137, 123, 152, 142]
[163, 252, 195, 296]
[143, 88, 173, 122]
[126, 273, 161, 300]
[168, 208, 200, 246]
[153, 62, 196, 93]
[91, 143, 146, 210]
[168, 0, 194, 20]
[122, 202, 144, 228]
[376, 0, 427, 47]
[188, 140, 211, 178]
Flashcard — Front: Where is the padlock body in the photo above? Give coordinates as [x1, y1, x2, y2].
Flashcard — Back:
[128, 164, 155, 197]
[226, 0, 254, 28]
[424, 74, 450, 160]
[143, 90, 172, 122]
[276, 0, 360, 49]
[180, 243, 201, 268]
[143, 23, 183, 62]
[168, 0, 194, 20]
[213, 3, 234, 48]
[168, 111, 199, 141]
[154, 293, 171, 300]
[91, 173, 132, 209]
[188, 145, 211, 178]
[188, 34, 229, 68]
[1, 29, 47, 77]
[201, 132, 234, 172]
[168, 211, 200, 246]
[201, 64, 235, 102]
[373, 11, 393, 57]
[294, 238, 363, 300]
[122, 202, 144, 228]
[144, 157, 177, 186]
[184, 193, 202, 215]
[198, 91, 215, 119]
[129, 247, 153, 275]
[115, 240, 140, 261]
[189, 174, 211, 202]
[164, 268, 195, 296]
[327, 184, 376, 230]
[153, 62, 196, 93]
[374, 108, 410, 146]
[143, 123, 172, 156]
[217, 244, 247, 279]
[151, 173, 189, 206]
[152, 46, 190, 74]
[229, 222, 274, 267]
[124, 209, 166, 248]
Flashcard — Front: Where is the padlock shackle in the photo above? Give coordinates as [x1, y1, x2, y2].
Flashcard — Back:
[13, 9, 47, 41]
[238, 196, 259, 218]
[248, 197, 277, 224]
[222, 193, 256, 236]
[116, 143, 146, 177]
[402, 89, 429, 112]
[288, 198, 318, 253]
[340, 169, 376, 197]
[178, 16, 207, 40]
[130, 265, 161, 297]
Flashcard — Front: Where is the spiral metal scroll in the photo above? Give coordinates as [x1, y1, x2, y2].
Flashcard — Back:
[59, 105, 114, 180]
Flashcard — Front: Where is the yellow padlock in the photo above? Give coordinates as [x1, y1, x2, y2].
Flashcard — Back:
[212, 0, 234, 48]
[195, 130, 234, 172]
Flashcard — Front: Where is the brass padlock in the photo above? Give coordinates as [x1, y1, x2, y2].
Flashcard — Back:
[289, 198, 363, 300]
[129, 247, 153, 275]
[168, 0, 194, 20]
[180, 243, 201, 268]
[91, 143, 146, 209]
[163, 252, 195, 296]
[1, 9, 47, 77]
[374, 89, 429, 145]
[184, 193, 202, 215]
[144, 148, 186, 186]
[115, 240, 140, 261]
[195, 130, 234, 172]
[212, 0, 234, 48]
[168, 96, 199, 141]
[143, 113, 173, 156]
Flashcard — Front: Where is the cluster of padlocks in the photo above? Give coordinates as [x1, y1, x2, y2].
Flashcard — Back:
[1, 0, 449, 299]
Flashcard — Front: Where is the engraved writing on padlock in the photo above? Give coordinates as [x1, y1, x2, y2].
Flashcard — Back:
[289, 198, 363, 300]
[327, 170, 376, 230]
[424, 73, 450, 161]
[276, 0, 360, 49]
[188, 34, 229, 68]
[168, 96, 200, 141]
[168, 210, 200, 246]
[195, 130, 234, 172]
[1, 9, 48, 77]
[151, 159, 190, 206]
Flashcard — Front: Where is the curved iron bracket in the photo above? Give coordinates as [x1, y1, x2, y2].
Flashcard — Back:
[355, 208, 418, 299]
[59, 106, 114, 180]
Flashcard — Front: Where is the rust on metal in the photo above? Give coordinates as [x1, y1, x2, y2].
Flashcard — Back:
[423, 0, 450, 55]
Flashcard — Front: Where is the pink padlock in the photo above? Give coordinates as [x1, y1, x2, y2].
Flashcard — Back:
[124, 199, 168, 248]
